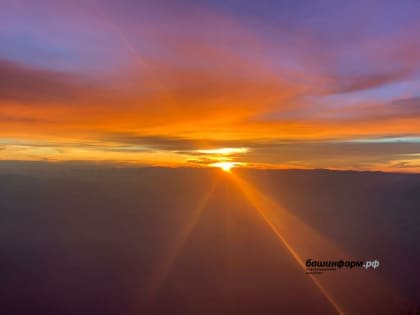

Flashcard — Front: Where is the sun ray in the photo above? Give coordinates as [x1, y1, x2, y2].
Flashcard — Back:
[229, 172, 405, 314]
[143, 180, 217, 305]
[228, 172, 345, 315]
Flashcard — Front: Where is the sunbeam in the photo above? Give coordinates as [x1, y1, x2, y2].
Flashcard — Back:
[142, 180, 217, 306]
[227, 172, 403, 314]
[229, 172, 345, 314]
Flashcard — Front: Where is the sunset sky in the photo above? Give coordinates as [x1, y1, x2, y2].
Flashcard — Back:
[2, 0, 420, 172]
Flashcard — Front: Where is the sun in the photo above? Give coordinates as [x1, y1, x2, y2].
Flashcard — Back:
[212, 162, 236, 172]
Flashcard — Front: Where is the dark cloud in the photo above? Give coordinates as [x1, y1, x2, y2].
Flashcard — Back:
[100, 133, 298, 152]
[99, 133, 257, 151]
[389, 97, 420, 116]
[390, 161, 413, 169]
[100, 134, 201, 151]
[239, 140, 420, 170]
[341, 97, 420, 121]
[330, 68, 410, 94]
[0, 59, 92, 103]
[260, 95, 420, 123]
[185, 157, 218, 165]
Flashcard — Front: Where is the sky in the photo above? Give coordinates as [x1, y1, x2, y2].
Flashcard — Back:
[1, 0, 420, 172]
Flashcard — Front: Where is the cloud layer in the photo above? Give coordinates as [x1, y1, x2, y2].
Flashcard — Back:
[1, 0, 420, 171]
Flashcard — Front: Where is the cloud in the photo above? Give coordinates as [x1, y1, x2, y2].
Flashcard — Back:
[100, 134, 200, 151]
[2, 0, 420, 171]
[0, 59, 91, 104]
[3, 134, 420, 172]
[70, 133, 420, 169]
[330, 68, 411, 94]
[388, 97, 420, 117]
[324, 97, 420, 122]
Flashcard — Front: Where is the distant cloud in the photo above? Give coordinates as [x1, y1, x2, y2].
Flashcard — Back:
[0, 59, 87, 103]
[100, 134, 201, 151]
[330, 68, 411, 94]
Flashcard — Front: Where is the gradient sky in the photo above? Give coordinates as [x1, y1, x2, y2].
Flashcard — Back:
[1, 0, 420, 171]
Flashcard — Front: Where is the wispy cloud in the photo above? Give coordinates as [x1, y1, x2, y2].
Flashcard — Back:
[1, 0, 420, 171]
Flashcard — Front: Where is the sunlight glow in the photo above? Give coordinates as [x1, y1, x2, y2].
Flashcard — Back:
[229, 173, 345, 315]
[144, 183, 216, 304]
[198, 147, 249, 155]
[212, 162, 236, 172]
